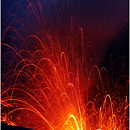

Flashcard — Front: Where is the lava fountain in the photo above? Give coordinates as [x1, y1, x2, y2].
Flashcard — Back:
[1, 0, 129, 130]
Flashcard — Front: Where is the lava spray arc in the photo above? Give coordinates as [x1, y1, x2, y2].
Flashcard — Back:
[1, 0, 129, 130]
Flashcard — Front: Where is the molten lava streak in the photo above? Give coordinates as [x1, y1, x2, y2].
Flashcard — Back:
[1, 0, 129, 130]
[1, 32, 129, 130]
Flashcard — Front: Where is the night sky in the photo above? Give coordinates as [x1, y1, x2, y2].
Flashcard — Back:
[2, 0, 128, 63]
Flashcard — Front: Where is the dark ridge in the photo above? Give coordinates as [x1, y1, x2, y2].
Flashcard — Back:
[1, 122, 33, 130]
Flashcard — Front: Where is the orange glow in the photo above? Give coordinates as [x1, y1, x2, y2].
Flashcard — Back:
[1, 31, 129, 129]
[1, 0, 129, 130]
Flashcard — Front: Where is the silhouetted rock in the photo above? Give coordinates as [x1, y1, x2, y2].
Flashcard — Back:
[1, 122, 33, 130]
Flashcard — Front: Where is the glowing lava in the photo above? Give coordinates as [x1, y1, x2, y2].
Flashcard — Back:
[1, 0, 129, 130]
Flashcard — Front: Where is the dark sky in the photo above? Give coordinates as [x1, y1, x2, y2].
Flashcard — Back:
[2, 0, 129, 62]
[2, 0, 128, 27]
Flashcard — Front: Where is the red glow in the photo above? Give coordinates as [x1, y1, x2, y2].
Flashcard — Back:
[1, 0, 129, 130]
